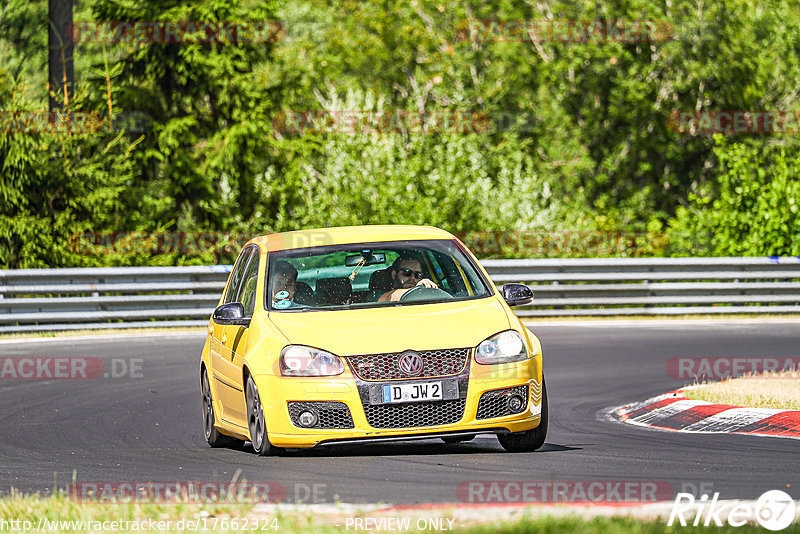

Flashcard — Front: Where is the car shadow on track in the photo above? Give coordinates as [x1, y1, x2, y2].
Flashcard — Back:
[232, 440, 581, 457]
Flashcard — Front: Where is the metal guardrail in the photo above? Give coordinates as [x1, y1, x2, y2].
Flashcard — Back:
[482, 257, 800, 317]
[0, 266, 231, 333]
[1, 258, 799, 332]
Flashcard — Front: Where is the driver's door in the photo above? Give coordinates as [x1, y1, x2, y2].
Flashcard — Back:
[211, 245, 257, 426]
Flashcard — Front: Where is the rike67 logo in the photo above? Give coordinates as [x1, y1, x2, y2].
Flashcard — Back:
[669, 490, 797, 531]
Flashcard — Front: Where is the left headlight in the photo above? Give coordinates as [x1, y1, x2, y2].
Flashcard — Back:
[280, 345, 344, 377]
[475, 330, 528, 364]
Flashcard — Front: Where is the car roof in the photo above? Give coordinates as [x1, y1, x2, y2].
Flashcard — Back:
[248, 225, 457, 252]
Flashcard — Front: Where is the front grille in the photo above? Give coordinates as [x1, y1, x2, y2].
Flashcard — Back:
[347, 348, 470, 380]
[287, 401, 354, 429]
[363, 399, 466, 428]
[476, 385, 529, 420]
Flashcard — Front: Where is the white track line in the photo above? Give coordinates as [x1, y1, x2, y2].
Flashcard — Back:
[0, 331, 204, 345]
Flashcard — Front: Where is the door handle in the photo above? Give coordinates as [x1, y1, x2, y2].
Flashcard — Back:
[221, 333, 228, 344]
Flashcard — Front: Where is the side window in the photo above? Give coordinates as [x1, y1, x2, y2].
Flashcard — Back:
[239, 249, 261, 316]
[224, 246, 256, 305]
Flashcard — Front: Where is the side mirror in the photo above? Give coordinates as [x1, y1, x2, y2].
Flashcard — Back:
[502, 283, 534, 307]
[213, 302, 250, 326]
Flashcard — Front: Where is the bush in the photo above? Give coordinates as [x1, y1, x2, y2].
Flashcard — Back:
[667, 136, 800, 256]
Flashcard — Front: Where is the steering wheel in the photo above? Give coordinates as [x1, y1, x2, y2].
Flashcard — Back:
[399, 285, 454, 302]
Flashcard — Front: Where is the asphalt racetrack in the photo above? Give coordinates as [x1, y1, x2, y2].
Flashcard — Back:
[1, 321, 798, 504]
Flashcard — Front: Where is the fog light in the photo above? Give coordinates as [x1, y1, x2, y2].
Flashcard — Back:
[507, 395, 525, 413]
[298, 410, 318, 427]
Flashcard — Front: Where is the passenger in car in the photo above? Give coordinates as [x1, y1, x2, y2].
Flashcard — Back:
[271, 261, 299, 309]
[378, 256, 438, 302]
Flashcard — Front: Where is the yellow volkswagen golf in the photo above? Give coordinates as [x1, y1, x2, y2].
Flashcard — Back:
[199, 225, 546, 454]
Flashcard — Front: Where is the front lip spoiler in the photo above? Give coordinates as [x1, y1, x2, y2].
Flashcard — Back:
[311, 428, 510, 447]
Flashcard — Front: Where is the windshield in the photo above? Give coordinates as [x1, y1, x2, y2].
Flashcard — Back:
[265, 239, 492, 311]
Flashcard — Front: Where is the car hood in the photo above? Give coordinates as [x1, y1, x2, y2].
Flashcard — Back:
[267, 296, 512, 355]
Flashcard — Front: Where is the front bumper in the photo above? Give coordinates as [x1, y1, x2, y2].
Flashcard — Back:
[255, 355, 543, 448]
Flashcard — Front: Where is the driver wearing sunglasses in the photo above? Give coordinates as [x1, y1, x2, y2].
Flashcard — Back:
[378, 255, 438, 302]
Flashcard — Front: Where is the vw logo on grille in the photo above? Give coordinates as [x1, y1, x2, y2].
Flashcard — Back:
[397, 351, 424, 377]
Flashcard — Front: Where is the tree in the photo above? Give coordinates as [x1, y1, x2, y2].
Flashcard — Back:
[83, 0, 282, 232]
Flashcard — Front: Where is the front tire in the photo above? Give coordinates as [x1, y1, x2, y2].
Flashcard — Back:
[201, 367, 238, 448]
[245, 375, 279, 456]
[498, 378, 548, 453]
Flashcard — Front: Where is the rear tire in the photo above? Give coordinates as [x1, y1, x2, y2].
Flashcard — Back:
[245, 375, 279, 456]
[498, 378, 548, 453]
[201, 367, 238, 448]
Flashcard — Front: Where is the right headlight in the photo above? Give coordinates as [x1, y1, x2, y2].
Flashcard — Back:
[475, 330, 528, 364]
[280, 345, 344, 376]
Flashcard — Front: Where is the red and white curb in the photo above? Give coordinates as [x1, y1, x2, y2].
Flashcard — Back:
[615, 390, 800, 439]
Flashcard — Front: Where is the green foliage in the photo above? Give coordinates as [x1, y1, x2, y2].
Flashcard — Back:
[0, 88, 140, 267]
[83, 0, 282, 231]
[272, 0, 800, 238]
[0, 0, 49, 102]
[2, 0, 800, 266]
[267, 89, 557, 233]
[667, 136, 800, 256]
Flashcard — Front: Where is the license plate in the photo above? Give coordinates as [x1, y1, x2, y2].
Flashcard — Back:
[382, 382, 443, 404]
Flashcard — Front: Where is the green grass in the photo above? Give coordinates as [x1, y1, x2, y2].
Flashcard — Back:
[0, 491, 252, 533]
[461, 516, 799, 533]
[684, 371, 800, 410]
[0, 490, 334, 533]
[0, 492, 797, 533]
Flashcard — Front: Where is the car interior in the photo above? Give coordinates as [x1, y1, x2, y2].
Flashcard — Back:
[268, 244, 476, 309]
